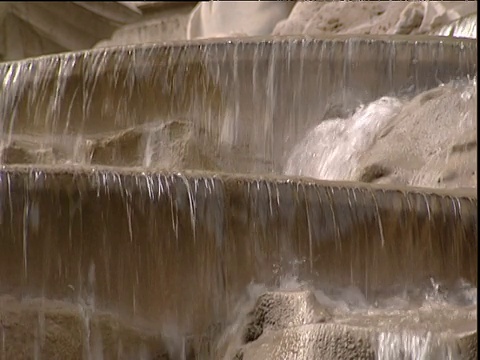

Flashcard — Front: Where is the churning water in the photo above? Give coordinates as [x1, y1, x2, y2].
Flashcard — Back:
[284, 78, 477, 189]
[0, 36, 477, 359]
[218, 274, 477, 360]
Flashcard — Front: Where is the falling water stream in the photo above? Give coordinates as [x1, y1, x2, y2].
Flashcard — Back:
[284, 78, 477, 188]
[0, 36, 477, 359]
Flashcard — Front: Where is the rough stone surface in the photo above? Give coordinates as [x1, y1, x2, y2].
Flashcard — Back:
[284, 80, 477, 189]
[241, 291, 332, 343]
[239, 323, 374, 360]
[272, 1, 477, 37]
[357, 80, 477, 189]
[224, 290, 477, 360]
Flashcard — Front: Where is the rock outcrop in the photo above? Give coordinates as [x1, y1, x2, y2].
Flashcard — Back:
[223, 290, 477, 360]
[272, 1, 477, 38]
[284, 80, 477, 189]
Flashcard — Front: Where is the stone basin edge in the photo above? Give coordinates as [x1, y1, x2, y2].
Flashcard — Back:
[0, 164, 476, 200]
[0, 34, 476, 66]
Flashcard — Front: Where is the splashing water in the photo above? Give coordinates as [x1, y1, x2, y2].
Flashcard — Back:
[0, 167, 476, 359]
[218, 274, 476, 360]
[0, 37, 477, 175]
[284, 96, 405, 180]
[0, 37, 477, 359]
[284, 78, 477, 189]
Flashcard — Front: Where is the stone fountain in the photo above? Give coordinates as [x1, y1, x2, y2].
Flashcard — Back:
[0, 34, 477, 359]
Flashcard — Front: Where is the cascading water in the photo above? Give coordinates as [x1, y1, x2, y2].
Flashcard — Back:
[0, 36, 477, 172]
[430, 13, 477, 39]
[0, 36, 477, 359]
[284, 78, 477, 188]
[0, 167, 477, 359]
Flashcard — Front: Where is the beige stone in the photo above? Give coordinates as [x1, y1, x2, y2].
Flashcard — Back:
[358, 80, 477, 189]
[272, 1, 477, 37]
[284, 80, 477, 189]
[225, 290, 476, 360]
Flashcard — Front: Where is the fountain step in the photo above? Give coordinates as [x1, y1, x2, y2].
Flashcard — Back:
[0, 36, 477, 179]
[1, 76, 476, 189]
[0, 36, 476, 174]
[1, 293, 475, 360]
[0, 166, 476, 358]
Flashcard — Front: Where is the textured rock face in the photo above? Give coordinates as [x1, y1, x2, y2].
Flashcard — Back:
[272, 1, 477, 37]
[359, 81, 477, 189]
[284, 79, 477, 189]
[224, 290, 476, 360]
[273, 2, 406, 37]
[184, 1, 476, 40]
[0, 121, 219, 170]
[241, 291, 332, 343]
[239, 323, 374, 360]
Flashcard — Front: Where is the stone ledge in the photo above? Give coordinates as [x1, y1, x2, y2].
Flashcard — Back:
[1, 37, 476, 172]
[0, 167, 476, 357]
[238, 323, 476, 360]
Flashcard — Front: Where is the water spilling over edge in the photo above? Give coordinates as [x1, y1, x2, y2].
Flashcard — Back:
[0, 166, 476, 358]
[0, 36, 477, 176]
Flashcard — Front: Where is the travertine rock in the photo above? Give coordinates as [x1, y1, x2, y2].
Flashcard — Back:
[285, 80, 477, 189]
[272, 1, 477, 37]
[227, 291, 477, 360]
[358, 80, 477, 189]
[241, 291, 332, 343]
[239, 323, 374, 360]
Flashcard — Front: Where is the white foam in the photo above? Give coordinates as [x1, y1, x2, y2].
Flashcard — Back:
[284, 96, 404, 180]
